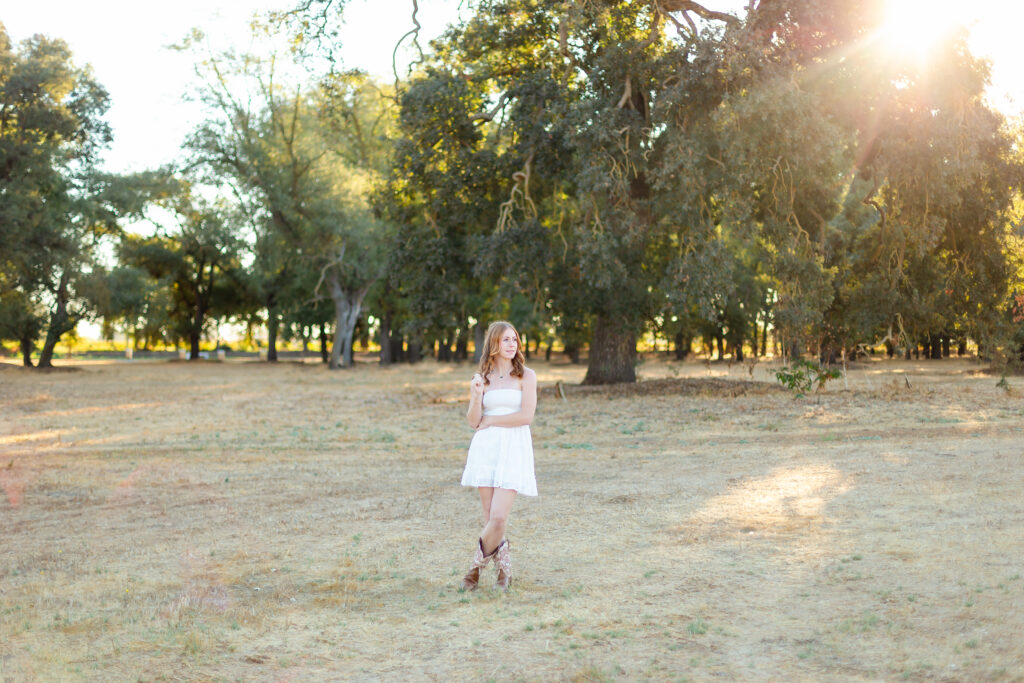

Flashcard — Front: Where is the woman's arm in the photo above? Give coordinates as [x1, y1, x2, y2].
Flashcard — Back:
[477, 369, 537, 429]
[466, 373, 484, 428]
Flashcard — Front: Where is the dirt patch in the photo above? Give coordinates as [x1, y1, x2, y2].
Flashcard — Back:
[0, 364, 82, 373]
[541, 376, 784, 399]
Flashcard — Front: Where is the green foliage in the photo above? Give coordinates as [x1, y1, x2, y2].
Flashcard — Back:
[183, 44, 391, 367]
[0, 23, 172, 366]
[775, 358, 842, 398]
[120, 193, 246, 358]
[7, 5, 1024, 370]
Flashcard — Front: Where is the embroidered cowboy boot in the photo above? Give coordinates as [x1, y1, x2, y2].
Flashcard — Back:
[460, 538, 497, 591]
[495, 539, 511, 590]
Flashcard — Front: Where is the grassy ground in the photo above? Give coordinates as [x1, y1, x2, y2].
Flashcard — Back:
[1, 354, 1023, 681]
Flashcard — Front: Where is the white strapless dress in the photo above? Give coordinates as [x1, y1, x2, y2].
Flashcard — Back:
[461, 389, 538, 496]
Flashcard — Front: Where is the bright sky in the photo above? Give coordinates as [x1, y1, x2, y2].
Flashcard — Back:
[2, 0, 466, 174]
[2, 0, 1023, 175]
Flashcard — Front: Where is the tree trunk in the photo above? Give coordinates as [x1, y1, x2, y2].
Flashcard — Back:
[716, 335, 725, 361]
[941, 336, 950, 358]
[455, 327, 469, 361]
[326, 267, 370, 370]
[189, 325, 202, 360]
[390, 333, 404, 363]
[407, 338, 422, 364]
[20, 336, 34, 367]
[565, 342, 580, 364]
[957, 338, 967, 356]
[438, 333, 452, 362]
[582, 315, 636, 385]
[473, 322, 485, 363]
[37, 272, 75, 368]
[760, 317, 769, 357]
[379, 311, 392, 365]
[319, 322, 330, 364]
[673, 331, 690, 360]
[266, 307, 279, 362]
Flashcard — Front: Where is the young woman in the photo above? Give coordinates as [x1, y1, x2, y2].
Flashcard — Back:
[460, 321, 538, 591]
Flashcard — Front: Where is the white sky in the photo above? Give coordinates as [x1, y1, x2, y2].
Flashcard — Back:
[2, 0, 466, 174]
[3, 0, 1022, 176]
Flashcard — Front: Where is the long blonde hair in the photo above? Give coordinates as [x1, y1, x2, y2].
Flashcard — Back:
[478, 321, 525, 385]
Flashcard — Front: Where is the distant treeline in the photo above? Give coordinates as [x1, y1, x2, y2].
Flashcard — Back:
[3, 2, 1023, 381]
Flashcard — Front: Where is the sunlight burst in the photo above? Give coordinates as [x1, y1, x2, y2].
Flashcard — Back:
[879, 0, 964, 61]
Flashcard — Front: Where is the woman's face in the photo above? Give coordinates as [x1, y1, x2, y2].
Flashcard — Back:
[497, 328, 519, 360]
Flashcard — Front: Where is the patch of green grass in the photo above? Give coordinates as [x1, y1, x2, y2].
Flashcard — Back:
[838, 612, 880, 633]
[570, 665, 614, 681]
[556, 442, 595, 450]
[621, 421, 646, 434]
[687, 618, 708, 635]
[366, 429, 396, 443]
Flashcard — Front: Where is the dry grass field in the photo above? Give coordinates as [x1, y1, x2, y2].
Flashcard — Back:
[1, 354, 1023, 681]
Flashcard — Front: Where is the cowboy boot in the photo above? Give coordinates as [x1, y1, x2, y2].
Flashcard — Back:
[460, 538, 497, 591]
[495, 539, 511, 590]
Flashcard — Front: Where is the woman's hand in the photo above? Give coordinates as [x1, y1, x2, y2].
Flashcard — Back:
[469, 373, 484, 398]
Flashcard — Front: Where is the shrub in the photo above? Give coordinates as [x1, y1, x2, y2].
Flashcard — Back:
[775, 358, 842, 398]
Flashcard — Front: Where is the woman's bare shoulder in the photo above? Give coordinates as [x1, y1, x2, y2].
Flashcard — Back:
[521, 366, 537, 381]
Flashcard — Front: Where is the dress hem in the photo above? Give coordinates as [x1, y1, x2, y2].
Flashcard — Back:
[460, 481, 538, 497]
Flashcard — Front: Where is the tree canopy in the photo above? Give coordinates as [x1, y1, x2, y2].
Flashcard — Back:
[3, 4, 1023, 379]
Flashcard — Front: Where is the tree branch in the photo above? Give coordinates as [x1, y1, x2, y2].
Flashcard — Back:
[658, 0, 740, 25]
[469, 92, 510, 123]
[392, 0, 424, 91]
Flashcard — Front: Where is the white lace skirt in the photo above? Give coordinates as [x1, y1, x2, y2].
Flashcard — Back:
[461, 425, 538, 496]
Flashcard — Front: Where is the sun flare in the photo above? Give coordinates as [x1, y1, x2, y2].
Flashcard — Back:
[879, 0, 964, 61]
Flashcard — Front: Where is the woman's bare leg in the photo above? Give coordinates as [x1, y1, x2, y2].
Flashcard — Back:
[477, 487, 494, 526]
[480, 488, 517, 554]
